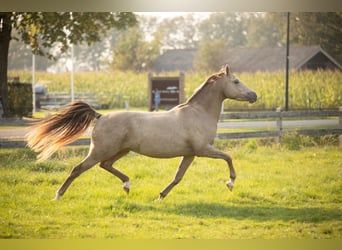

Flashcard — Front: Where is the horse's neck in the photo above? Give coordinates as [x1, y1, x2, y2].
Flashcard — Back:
[188, 84, 225, 122]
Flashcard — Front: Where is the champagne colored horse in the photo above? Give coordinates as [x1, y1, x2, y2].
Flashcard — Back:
[27, 65, 257, 200]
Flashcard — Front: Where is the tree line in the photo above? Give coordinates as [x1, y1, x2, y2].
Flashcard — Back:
[1, 12, 341, 117]
[8, 12, 342, 72]
[1, 12, 136, 117]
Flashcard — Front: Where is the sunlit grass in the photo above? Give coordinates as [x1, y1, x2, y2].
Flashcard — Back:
[0, 143, 341, 239]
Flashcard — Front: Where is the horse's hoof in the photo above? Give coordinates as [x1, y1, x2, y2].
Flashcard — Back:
[154, 195, 164, 202]
[154, 197, 162, 203]
[123, 181, 130, 195]
[52, 194, 61, 201]
[226, 181, 234, 191]
[123, 187, 130, 195]
[158, 192, 166, 200]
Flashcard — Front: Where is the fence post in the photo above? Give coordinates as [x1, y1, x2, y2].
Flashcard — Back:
[147, 72, 152, 111]
[179, 72, 185, 103]
[276, 107, 282, 143]
[220, 102, 224, 122]
[339, 106, 342, 146]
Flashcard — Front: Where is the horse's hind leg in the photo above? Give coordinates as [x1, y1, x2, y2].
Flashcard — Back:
[99, 150, 130, 194]
[54, 156, 98, 200]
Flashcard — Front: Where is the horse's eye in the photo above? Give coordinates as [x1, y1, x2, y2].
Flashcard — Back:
[233, 79, 239, 84]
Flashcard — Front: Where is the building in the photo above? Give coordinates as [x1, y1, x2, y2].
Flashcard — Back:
[152, 49, 197, 72]
[151, 46, 342, 72]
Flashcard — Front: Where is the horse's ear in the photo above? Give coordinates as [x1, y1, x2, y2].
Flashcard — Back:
[225, 64, 230, 75]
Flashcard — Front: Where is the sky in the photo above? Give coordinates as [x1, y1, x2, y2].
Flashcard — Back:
[135, 12, 214, 20]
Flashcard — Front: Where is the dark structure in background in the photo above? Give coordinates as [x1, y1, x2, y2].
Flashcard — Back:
[152, 46, 342, 72]
[148, 73, 184, 111]
[7, 81, 32, 117]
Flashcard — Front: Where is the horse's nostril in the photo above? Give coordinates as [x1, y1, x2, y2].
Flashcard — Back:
[248, 92, 257, 103]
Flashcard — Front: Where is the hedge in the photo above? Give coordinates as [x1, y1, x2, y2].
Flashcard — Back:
[8, 82, 33, 117]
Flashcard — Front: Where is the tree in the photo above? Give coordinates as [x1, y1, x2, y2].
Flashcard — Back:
[156, 14, 200, 49]
[198, 12, 248, 48]
[112, 27, 139, 70]
[245, 13, 283, 47]
[290, 12, 342, 63]
[8, 34, 54, 71]
[112, 21, 161, 71]
[0, 12, 136, 117]
[265, 12, 342, 63]
[194, 39, 228, 72]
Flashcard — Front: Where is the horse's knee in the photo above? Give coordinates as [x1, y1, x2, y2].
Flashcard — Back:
[99, 161, 107, 168]
[99, 160, 112, 170]
[225, 154, 233, 165]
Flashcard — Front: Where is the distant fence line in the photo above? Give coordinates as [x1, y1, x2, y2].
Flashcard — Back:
[0, 108, 341, 148]
[217, 107, 342, 144]
[38, 92, 124, 110]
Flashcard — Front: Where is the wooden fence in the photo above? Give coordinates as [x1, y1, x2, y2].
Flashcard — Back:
[0, 108, 341, 148]
[38, 92, 124, 110]
[217, 107, 342, 144]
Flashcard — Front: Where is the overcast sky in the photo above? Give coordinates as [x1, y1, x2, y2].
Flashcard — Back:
[135, 12, 213, 20]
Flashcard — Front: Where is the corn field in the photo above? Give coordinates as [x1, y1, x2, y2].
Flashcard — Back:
[10, 70, 342, 110]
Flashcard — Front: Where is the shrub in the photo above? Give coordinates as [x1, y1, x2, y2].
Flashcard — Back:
[281, 132, 338, 150]
[7, 82, 32, 117]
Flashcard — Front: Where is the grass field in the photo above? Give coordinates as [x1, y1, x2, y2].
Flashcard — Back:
[0, 141, 341, 239]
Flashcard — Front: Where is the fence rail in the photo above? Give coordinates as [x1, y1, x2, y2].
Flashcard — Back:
[220, 110, 340, 120]
[217, 107, 342, 144]
[38, 92, 123, 110]
[1, 108, 341, 148]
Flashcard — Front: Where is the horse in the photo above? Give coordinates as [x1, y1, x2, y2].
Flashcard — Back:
[26, 65, 257, 200]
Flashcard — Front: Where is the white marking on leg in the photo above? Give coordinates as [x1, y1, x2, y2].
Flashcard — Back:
[123, 181, 130, 189]
[226, 179, 234, 191]
[53, 193, 61, 201]
[123, 181, 130, 194]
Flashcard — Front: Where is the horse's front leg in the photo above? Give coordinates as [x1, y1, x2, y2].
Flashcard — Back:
[159, 156, 195, 199]
[196, 144, 236, 191]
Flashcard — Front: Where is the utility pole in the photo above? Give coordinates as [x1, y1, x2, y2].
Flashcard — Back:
[70, 12, 74, 103]
[32, 54, 36, 113]
[285, 12, 290, 111]
[70, 44, 74, 103]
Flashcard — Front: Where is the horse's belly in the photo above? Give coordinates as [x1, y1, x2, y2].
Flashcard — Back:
[136, 147, 194, 158]
[130, 134, 194, 158]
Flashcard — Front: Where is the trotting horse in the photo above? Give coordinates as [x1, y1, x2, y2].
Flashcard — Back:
[26, 65, 257, 200]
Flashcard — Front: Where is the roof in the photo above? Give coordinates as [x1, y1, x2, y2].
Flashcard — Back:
[152, 49, 197, 72]
[223, 46, 342, 72]
[151, 46, 342, 72]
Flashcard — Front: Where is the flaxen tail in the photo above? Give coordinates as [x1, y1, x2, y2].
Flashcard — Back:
[26, 101, 101, 162]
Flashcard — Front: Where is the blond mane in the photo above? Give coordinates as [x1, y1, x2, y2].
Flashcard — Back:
[185, 70, 226, 104]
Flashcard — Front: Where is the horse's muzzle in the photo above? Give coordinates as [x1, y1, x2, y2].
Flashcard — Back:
[248, 92, 257, 103]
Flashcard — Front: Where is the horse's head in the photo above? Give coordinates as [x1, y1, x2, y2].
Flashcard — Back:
[220, 65, 257, 103]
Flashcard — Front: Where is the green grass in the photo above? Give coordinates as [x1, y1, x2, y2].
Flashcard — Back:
[0, 142, 341, 239]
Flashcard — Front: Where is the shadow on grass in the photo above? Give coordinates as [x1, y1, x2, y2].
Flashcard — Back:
[162, 202, 341, 223]
[111, 200, 340, 223]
